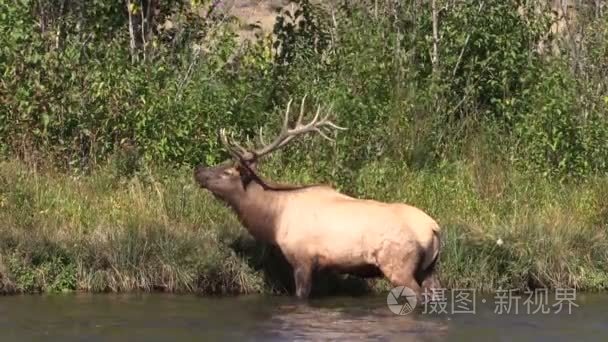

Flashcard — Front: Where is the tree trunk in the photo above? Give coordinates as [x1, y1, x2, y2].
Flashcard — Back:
[431, 0, 439, 75]
[127, 0, 137, 64]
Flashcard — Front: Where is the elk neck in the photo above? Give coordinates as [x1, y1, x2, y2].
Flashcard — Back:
[221, 164, 324, 244]
[229, 180, 286, 244]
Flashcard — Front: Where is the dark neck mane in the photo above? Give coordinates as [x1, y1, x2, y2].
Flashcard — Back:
[243, 163, 325, 192]
[254, 179, 324, 192]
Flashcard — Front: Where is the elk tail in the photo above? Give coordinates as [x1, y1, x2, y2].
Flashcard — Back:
[419, 227, 442, 292]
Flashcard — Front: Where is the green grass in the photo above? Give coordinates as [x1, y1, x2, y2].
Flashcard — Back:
[1, 157, 607, 296]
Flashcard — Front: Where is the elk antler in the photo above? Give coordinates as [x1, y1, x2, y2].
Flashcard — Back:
[219, 95, 346, 163]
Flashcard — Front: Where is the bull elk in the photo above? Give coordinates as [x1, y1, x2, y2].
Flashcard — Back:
[193, 96, 442, 301]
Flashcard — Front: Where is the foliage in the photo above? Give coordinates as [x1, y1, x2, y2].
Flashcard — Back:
[1, 159, 607, 295]
[2, 0, 607, 180]
[1, 0, 608, 295]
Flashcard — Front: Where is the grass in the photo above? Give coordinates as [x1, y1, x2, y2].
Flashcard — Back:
[0, 159, 267, 295]
[1, 155, 607, 296]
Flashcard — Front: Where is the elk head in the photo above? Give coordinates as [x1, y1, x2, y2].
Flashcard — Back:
[194, 95, 346, 202]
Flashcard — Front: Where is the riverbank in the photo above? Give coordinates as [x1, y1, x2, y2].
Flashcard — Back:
[1, 159, 607, 295]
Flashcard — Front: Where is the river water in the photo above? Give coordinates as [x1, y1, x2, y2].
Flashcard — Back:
[0, 292, 606, 341]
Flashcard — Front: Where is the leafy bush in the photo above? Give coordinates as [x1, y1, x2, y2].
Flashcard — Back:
[1, 0, 608, 295]
[1, 0, 607, 180]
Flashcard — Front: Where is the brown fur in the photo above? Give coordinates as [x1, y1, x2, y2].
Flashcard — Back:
[194, 160, 442, 300]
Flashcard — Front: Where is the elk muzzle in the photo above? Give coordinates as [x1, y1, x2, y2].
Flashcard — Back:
[194, 164, 213, 188]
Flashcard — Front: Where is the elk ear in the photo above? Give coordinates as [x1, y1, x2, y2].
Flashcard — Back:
[234, 160, 256, 189]
[235, 160, 257, 175]
[245, 159, 257, 171]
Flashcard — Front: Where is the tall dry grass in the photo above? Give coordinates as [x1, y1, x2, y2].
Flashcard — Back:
[1, 156, 606, 296]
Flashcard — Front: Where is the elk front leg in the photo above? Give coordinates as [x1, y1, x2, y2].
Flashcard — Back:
[293, 263, 313, 299]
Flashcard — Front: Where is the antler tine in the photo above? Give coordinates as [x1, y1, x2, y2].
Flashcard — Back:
[219, 128, 235, 157]
[250, 98, 296, 157]
[296, 93, 307, 127]
[219, 128, 231, 148]
[258, 127, 267, 146]
[250, 95, 347, 158]
[323, 121, 348, 131]
[271, 102, 340, 149]
[310, 103, 322, 126]
[319, 103, 347, 131]
[313, 127, 334, 142]
[274, 134, 297, 150]
[308, 104, 340, 142]
[219, 128, 252, 161]
[229, 131, 250, 157]
[281, 98, 294, 134]
[291, 102, 334, 132]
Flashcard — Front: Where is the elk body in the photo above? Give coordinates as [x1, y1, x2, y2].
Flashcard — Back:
[194, 97, 442, 300]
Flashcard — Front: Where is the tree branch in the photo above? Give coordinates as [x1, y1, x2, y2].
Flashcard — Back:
[431, 0, 439, 74]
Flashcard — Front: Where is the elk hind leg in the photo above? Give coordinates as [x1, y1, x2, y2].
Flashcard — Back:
[416, 237, 442, 301]
[419, 258, 441, 292]
[384, 264, 423, 302]
[293, 262, 313, 299]
[378, 245, 424, 302]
